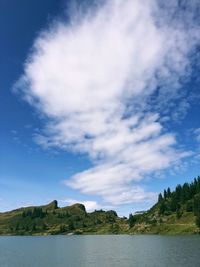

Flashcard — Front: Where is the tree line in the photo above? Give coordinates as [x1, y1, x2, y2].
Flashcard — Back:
[158, 176, 200, 227]
[128, 176, 200, 229]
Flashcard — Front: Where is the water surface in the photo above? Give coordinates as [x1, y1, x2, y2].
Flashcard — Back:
[0, 235, 200, 267]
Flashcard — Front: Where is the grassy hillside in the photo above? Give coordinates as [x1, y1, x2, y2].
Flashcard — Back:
[1, 177, 200, 235]
[128, 177, 200, 235]
[0, 200, 128, 235]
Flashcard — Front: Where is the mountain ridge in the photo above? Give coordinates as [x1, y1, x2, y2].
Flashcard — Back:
[1, 176, 200, 235]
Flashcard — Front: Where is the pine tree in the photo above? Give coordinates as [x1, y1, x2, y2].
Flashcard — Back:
[181, 183, 190, 203]
[158, 193, 163, 203]
[186, 200, 193, 212]
[170, 193, 177, 212]
[164, 190, 167, 199]
[167, 187, 171, 198]
[159, 201, 166, 215]
[175, 184, 182, 203]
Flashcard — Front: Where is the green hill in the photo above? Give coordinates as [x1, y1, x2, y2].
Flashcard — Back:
[0, 201, 128, 235]
[1, 176, 200, 235]
[128, 176, 200, 235]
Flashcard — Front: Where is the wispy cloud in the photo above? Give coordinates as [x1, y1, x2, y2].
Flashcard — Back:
[15, 0, 200, 206]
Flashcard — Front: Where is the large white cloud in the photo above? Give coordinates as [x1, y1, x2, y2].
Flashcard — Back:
[16, 0, 199, 206]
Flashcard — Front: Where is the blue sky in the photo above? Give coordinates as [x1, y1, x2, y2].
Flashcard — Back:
[1, 0, 200, 216]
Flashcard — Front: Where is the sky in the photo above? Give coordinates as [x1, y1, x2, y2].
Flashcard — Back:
[1, 0, 200, 216]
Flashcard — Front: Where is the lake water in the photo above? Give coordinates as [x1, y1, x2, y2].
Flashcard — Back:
[0, 235, 200, 267]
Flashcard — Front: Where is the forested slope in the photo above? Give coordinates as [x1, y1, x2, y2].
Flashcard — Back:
[129, 177, 200, 234]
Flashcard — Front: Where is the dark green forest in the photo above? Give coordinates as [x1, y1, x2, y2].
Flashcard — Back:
[128, 176, 200, 234]
[157, 177, 200, 227]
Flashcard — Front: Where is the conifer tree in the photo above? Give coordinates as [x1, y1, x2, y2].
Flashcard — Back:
[164, 190, 167, 199]
[158, 193, 163, 203]
[167, 187, 171, 198]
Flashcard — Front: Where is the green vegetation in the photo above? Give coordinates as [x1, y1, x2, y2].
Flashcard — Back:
[128, 176, 200, 235]
[0, 201, 128, 235]
[0, 177, 200, 235]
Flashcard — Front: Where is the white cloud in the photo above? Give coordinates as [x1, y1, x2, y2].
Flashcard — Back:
[16, 0, 199, 206]
[60, 198, 102, 212]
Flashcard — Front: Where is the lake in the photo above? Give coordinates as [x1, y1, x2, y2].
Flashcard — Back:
[0, 235, 200, 267]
